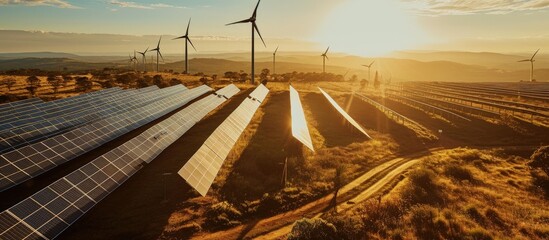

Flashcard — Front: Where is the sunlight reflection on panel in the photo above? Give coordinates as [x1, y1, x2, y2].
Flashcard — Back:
[290, 85, 314, 152]
[318, 87, 372, 139]
[178, 84, 270, 196]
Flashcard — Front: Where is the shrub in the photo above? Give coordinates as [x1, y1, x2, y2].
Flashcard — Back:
[287, 218, 338, 240]
[529, 146, 549, 176]
[444, 164, 475, 182]
[468, 228, 493, 240]
[408, 205, 438, 239]
[205, 201, 242, 228]
[401, 168, 442, 204]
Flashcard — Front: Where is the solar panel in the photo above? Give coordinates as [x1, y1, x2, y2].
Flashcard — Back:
[318, 87, 371, 139]
[178, 84, 269, 196]
[0, 85, 209, 192]
[0, 84, 240, 240]
[290, 85, 314, 151]
[0, 86, 167, 153]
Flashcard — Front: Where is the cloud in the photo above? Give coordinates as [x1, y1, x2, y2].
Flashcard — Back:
[109, 0, 152, 9]
[0, 0, 80, 8]
[109, 1, 188, 10]
[402, 0, 549, 15]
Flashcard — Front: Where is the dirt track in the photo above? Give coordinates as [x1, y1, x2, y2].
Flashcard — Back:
[192, 149, 443, 240]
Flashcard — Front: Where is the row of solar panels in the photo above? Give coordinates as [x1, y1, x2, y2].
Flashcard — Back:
[0, 98, 43, 113]
[0, 86, 168, 153]
[0, 85, 206, 192]
[0, 84, 241, 240]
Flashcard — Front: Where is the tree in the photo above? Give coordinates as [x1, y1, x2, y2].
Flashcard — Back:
[530, 146, 549, 176]
[169, 78, 182, 86]
[2, 77, 16, 91]
[360, 79, 368, 90]
[26, 75, 41, 96]
[260, 68, 270, 81]
[75, 76, 93, 92]
[287, 218, 338, 240]
[153, 74, 167, 88]
[212, 74, 218, 81]
[239, 71, 249, 82]
[350, 74, 358, 83]
[47, 75, 64, 94]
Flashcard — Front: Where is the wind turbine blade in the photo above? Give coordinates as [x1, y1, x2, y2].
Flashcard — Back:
[226, 18, 251, 25]
[274, 46, 279, 54]
[518, 59, 530, 62]
[369, 60, 376, 67]
[157, 36, 162, 48]
[252, 0, 261, 18]
[531, 48, 540, 60]
[254, 23, 266, 47]
[172, 36, 186, 40]
[187, 38, 197, 51]
[159, 51, 164, 61]
[324, 47, 330, 55]
[186, 18, 191, 35]
[325, 55, 329, 60]
[145, 47, 149, 53]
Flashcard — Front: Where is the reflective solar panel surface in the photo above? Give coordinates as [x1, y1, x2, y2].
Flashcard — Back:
[318, 87, 371, 139]
[0, 84, 240, 240]
[289, 85, 314, 151]
[178, 84, 269, 196]
[0, 85, 208, 192]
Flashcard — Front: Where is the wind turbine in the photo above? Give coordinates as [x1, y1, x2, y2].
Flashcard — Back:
[272, 46, 279, 75]
[151, 36, 164, 72]
[226, 0, 266, 84]
[321, 47, 329, 74]
[130, 51, 138, 71]
[137, 47, 149, 71]
[173, 18, 197, 74]
[362, 60, 375, 81]
[518, 49, 540, 82]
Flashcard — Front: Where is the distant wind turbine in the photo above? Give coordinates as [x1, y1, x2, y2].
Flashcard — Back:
[362, 60, 375, 81]
[129, 51, 138, 71]
[151, 36, 164, 72]
[273, 46, 279, 75]
[137, 47, 149, 71]
[173, 18, 197, 74]
[518, 49, 540, 82]
[321, 47, 329, 74]
[226, 0, 266, 84]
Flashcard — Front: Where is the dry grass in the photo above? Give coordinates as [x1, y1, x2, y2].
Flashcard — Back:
[320, 148, 549, 239]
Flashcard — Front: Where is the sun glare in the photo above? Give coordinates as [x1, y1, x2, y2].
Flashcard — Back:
[313, 0, 427, 56]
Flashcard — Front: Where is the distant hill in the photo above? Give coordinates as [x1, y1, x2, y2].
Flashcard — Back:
[0, 52, 80, 59]
[0, 54, 547, 82]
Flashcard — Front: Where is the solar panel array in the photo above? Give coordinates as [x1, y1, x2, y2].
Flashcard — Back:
[0, 84, 240, 240]
[0, 88, 122, 127]
[0, 85, 210, 192]
[318, 87, 371, 139]
[0, 98, 43, 113]
[178, 84, 269, 196]
[0, 86, 164, 153]
[289, 85, 314, 151]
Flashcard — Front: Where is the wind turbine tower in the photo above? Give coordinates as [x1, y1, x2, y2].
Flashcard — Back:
[518, 49, 540, 82]
[151, 36, 164, 72]
[321, 47, 329, 74]
[362, 60, 376, 81]
[173, 18, 197, 74]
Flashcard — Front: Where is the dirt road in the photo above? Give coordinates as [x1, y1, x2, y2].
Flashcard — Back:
[193, 149, 440, 240]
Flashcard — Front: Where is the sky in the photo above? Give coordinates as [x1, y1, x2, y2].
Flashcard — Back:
[1, 0, 549, 56]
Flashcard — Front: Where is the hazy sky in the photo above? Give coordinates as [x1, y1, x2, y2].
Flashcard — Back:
[1, 0, 549, 55]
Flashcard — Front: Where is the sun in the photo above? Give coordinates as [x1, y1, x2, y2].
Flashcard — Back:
[313, 0, 427, 56]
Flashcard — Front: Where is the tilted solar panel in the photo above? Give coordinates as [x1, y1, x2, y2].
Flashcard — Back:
[178, 84, 269, 196]
[0, 85, 207, 192]
[290, 85, 314, 151]
[0, 84, 239, 240]
[318, 87, 371, 139]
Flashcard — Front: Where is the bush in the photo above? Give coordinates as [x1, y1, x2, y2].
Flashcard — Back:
[468, 228, 493, 240]
[444, 164, 475, 182]
[408, 205, 438, 239]
[529, 146, 549, 176]
[401, 168, 442, 204]
[205, 201, 242, 228]
[287, 218, 338, 240]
